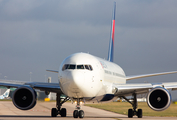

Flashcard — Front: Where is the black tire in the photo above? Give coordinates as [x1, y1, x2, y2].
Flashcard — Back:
[60, 108, 67, 117]
[79, 110, 84, 118]
[137, 109, 142, 118]
[51, 108, 57, 117]
[73, 110, 79, 118]
[128, 109, 133, 118]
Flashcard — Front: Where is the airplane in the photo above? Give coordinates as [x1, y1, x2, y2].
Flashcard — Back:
[0, 89, 10, 99]
[1, 1, 177, 118]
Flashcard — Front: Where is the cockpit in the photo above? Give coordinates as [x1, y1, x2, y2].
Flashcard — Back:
[62, 64, 93, 71]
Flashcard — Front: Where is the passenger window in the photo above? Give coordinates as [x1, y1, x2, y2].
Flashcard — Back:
[85, 65, 89, 70]
[68, 64, 76, 69]
[77, 65, 84, 69]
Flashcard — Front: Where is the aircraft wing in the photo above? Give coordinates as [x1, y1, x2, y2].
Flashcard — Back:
[25, 82, 62, 93]
[126, 71, 177, 80]
[0, 81, 63, 94]
[113, 82, 177, 96]
[46, 69, 59, 73]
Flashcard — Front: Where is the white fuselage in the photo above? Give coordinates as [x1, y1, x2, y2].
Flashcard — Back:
[59, 53, 126, 101]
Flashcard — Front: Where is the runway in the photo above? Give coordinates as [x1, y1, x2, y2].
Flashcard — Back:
[0, 101, 176, 120]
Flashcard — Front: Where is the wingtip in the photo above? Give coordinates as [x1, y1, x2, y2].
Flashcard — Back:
[46, 70, 59, 73]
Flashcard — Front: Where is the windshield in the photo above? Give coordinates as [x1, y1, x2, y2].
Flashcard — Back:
[62, 64, 93, 71]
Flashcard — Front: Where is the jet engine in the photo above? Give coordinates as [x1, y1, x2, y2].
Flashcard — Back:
[147, 87, 171, 111]
[12, 86, 37, 110]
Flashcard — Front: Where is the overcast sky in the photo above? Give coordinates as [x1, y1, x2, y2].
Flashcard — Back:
[1, 0, 177, 93]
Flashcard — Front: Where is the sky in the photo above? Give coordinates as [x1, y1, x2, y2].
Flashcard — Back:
[1, 0, 177, 98]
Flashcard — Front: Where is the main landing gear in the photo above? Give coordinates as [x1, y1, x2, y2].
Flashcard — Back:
[51, 93, 69, 117]
[73, 99, 84, 118]
[122, 93, 142, 118]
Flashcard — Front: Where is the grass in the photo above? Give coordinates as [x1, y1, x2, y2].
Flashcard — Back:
[85, 102, 177, 117]
[0, 99, 12, 101]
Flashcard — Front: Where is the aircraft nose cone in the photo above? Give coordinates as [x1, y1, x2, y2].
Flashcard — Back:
[60, 71, 85, 98]
[67, 71, 85, 89]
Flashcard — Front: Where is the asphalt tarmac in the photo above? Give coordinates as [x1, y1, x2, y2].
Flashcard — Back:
[0, 101, 176, 120]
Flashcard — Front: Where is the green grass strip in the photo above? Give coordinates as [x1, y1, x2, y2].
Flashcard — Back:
[85, 102, 177, 117]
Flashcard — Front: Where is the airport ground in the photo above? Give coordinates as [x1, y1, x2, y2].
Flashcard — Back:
[0, 101, 176, 120]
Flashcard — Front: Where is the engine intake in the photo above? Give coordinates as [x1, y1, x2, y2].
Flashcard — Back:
[12, 86, 37, 110]
[147, 87, 171, 111]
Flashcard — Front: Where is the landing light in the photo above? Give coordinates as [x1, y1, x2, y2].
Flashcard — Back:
[74, 101, 83, 104]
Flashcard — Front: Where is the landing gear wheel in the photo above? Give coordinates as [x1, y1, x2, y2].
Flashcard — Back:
[128, 109, 133, 118]
[79, 110, 84, 118]
[73, 110, 79, 118]
[51, 108, 57, 117]
[60, 108, 67, 117]
[137, 109, 142, 118]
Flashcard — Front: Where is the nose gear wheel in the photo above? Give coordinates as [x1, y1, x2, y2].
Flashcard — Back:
[73, 98, 85, 118]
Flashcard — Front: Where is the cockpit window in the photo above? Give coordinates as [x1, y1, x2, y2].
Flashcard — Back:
[68, 64, 76, 69]
[62, 64, 93, 71]
[85, 65, 89, 70]
[89, 65, 93, 70]
[77, 65, 84, 69]
[62, 64, 69, 71]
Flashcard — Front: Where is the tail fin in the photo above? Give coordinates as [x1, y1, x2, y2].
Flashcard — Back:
[2, 89, 10, 98]
[107, 2, 116, 62]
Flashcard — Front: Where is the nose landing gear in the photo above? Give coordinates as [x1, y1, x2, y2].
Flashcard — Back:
[73, 99, 84, 118]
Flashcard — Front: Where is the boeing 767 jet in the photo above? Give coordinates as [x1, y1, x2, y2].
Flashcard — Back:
[1, 2, 177, 118]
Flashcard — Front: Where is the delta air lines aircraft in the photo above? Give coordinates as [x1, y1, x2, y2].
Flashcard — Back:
[1, 2, 177, 118]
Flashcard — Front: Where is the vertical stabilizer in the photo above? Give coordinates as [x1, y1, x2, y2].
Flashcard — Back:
[107, 2, 116, 62]
[0, 89, 10, 99]
[3, 89, 10, 97]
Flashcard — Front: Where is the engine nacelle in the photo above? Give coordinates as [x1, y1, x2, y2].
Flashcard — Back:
[147, 87, 171, 111]
[12, 86, 37, 110]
